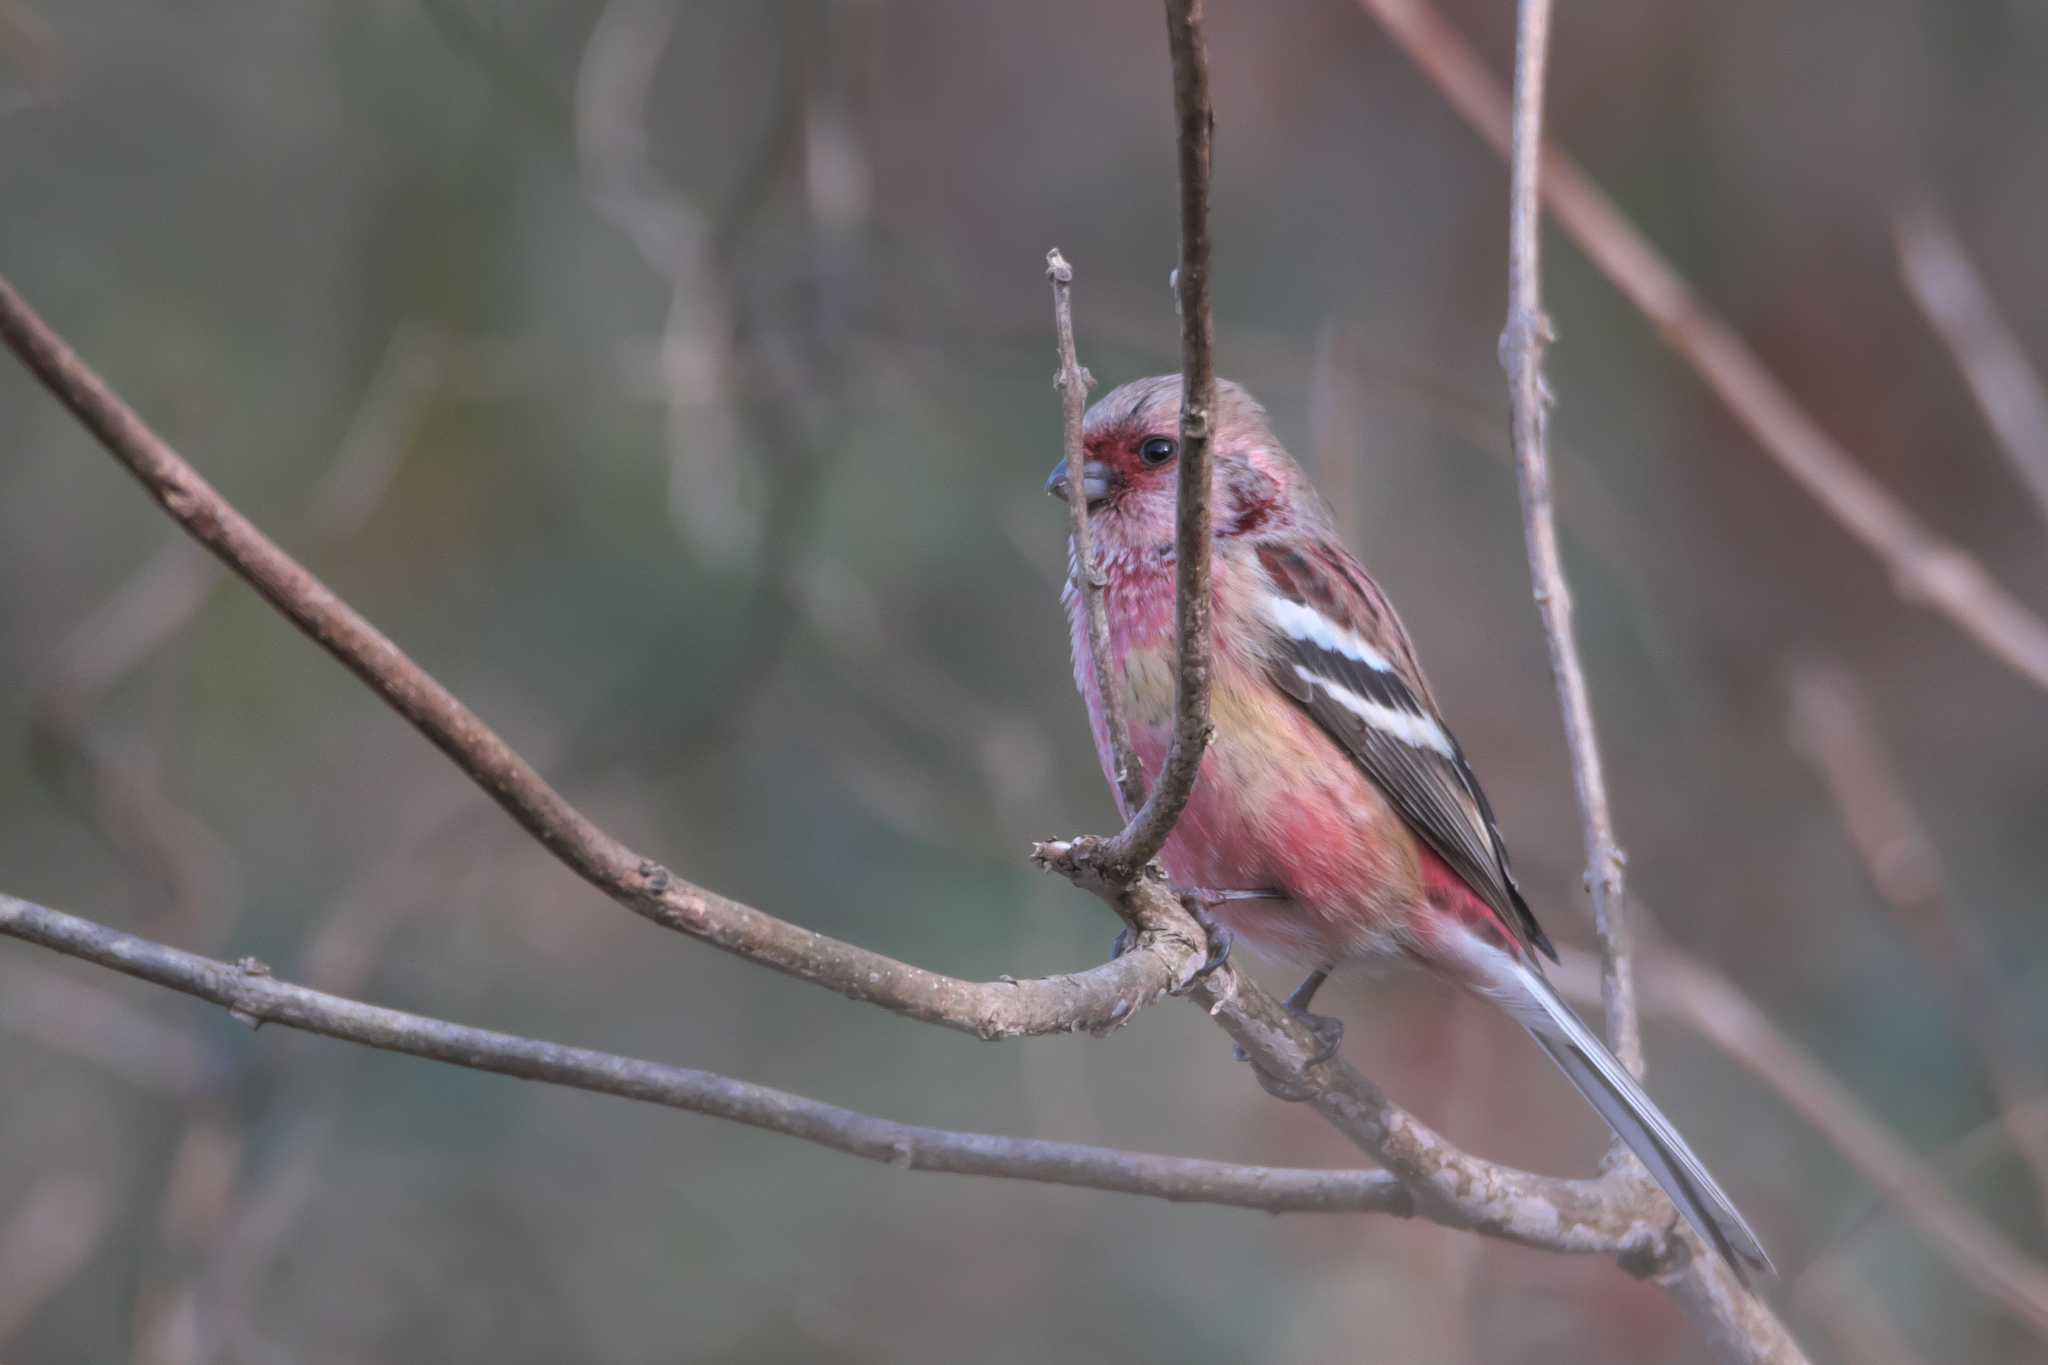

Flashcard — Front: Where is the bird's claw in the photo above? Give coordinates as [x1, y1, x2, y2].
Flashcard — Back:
[1108, 887, 1256, 988]
[1175, 892, 1234, 991]
[1234, 974, 1345, 1102]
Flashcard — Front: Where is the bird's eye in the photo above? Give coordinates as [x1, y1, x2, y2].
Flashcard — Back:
[1139, 436, 1178, 466]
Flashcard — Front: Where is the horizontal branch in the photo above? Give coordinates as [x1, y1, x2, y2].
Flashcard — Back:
[0, 891, 1404, 1217]
[0, 274, 1206, 1041]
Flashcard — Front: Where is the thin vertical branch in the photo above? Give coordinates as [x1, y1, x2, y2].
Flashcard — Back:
[1895, 200, 2048, 530]
[1499, 0, 1640, 1074]
[1047, 250, 1144, 814]
[1099, 0, 1216, 875]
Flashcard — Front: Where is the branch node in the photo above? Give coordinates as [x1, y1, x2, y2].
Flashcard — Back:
[636, 859, 672, 894]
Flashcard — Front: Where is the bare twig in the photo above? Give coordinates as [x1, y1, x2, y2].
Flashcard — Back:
[1788, 661, 2048, 1208]
[1355, 0, 2048, 695]
[0, 272, 1207, 1040]
[1896, 200, 2048, 529]
[1498, 0, 1640, 1077]
[1095, 0, 1217, 877]
[1047, 250, 1143, 814]
[0, 890, 1410, 1217]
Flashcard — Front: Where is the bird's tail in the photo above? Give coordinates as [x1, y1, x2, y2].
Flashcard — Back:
[1459, 935, 1774, 1278]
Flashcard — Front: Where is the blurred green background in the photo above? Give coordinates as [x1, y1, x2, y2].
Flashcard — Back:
[4, 2, 2047, 1361]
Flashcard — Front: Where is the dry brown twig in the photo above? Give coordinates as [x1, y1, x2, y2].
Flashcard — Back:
[1049, 0, 1221, 886]
[1047, 249, 1141, 814]
[1355, 0, 2048, 696]
[1096, 0, 1219, 878]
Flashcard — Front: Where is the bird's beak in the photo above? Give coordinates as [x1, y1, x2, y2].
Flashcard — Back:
[1045, 458, 1116, 508]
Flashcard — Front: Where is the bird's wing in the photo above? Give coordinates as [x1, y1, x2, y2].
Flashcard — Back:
[1252, 542, 1555, 961]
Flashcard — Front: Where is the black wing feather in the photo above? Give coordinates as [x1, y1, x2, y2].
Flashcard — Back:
[1261, 554, 1555, 962]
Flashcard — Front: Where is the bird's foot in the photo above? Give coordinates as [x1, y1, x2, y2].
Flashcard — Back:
[1234, 965, 1344, 1100]
[1111, 887, 1269, 985]
[1111, 905, 1235, 989]
[1176, 892, 1236, 988]
[1171, 886, 1283, 987]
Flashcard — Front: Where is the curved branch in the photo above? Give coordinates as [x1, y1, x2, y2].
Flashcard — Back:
[0, 891, 1405, 1217]
[0, 273, 1202, 1041]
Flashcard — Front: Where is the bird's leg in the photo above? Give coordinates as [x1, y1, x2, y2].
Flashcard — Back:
[1284, 966, 1329, 1013]
[1280, 967, 1344, 1064]
[1234, 962, 1344, 1100]
[1175, 886, 1286, 986]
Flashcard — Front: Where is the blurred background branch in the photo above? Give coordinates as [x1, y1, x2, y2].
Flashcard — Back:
[1895, 200, 2048, 531]
[1358, 0, 2048, 695]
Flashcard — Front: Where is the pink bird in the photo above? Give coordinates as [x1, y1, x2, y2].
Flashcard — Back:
[1049, 374, 1771, 1277]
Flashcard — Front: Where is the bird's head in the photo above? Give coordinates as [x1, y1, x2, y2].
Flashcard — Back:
[1046, 375, 1317, 558]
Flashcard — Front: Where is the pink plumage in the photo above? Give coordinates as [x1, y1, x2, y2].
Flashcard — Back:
[1051, 375, 1771, 1277]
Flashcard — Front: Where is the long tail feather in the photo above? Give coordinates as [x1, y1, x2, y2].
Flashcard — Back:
[1457, 935, 1774, 1277]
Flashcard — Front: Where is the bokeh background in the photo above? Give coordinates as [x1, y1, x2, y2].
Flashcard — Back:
[4, 2, 2048, 1361]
